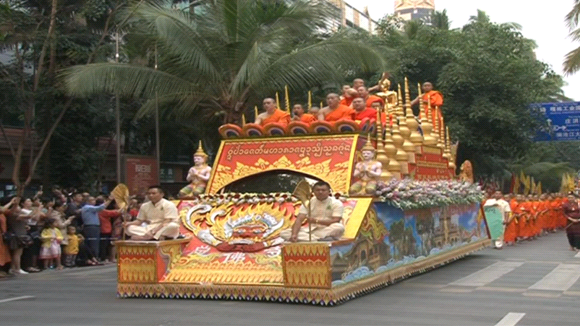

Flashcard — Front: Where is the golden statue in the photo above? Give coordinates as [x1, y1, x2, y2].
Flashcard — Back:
[349, 138, 382, 196]
[179, 141, 212, 197]
[376, 72, 398, 110]
[459, 160, 474, 184]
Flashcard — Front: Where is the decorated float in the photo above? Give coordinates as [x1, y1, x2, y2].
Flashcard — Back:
[115, 78, 489, 305]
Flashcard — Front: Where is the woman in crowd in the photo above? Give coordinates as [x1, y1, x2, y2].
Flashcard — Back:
[563, 194, 580, 251]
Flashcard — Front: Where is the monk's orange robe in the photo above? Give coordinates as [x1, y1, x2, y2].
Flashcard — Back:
[299, 113, 317, 124]
[354, 108, 377, 121]
[365, 95, 383, 108]
[518, 202, 531, 238]
[340, 96, 354, 107]
[421, 90, 444, 123]
[261, 109, 290, 126]
[324, 105, 355, 122]
[505, 200, 520, 244]
[559, 198, 568, 228]
[549, 199, 560, 231]
[530, 201, 540, 237]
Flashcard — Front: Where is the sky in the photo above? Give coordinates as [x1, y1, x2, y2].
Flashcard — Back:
[352, 0, 580, 101]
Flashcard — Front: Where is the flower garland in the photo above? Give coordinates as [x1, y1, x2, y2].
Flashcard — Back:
[376, 179, 485, 210]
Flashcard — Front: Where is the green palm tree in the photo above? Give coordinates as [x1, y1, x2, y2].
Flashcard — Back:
[64, 0, 385, 124]
[565, 0, 580, 74]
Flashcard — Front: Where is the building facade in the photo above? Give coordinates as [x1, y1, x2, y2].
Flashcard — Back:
[394, 0, 435, 24]
[327, 0, 377, 34]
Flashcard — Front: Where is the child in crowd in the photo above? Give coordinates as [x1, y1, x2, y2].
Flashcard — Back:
[39, 218, 63, 270]
[64, 225, 80, 267]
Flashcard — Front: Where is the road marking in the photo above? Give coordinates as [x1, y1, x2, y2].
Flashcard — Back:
[476, 286, 526, 293]
[450, 261, 524, 287]
[0, 296, 35, 304]
[495, 312, 525, 326]
[528, 263, 580, 291]
[575, 251, 580, 258]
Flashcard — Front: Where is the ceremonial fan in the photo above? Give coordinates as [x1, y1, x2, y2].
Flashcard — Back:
[111, 183, 131, 240]
[292, 180, 312, 241]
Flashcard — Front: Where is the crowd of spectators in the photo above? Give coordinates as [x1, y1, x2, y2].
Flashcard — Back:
[0, 186, 144, 277]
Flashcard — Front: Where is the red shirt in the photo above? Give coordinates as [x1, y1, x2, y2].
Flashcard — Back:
[99, 210, 121, 234]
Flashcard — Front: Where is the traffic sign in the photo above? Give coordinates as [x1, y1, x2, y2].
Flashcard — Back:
[532, 102, 580, 141]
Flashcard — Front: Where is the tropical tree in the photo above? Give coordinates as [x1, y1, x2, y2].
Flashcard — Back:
[565, 0, 580, 74]
[64, 0, 385, 128]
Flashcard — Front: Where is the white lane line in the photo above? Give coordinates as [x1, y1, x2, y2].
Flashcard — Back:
[529, 263, 580, 291]
[0, 296, 35, 304]
[575, 251, 580, 258]
[450, 261, 524, 287]
[495, 312, 525, 326]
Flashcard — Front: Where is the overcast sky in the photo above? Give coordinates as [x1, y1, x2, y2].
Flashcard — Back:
[354, 0, 580, 102]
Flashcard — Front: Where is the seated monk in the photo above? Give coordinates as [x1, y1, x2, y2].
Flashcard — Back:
[411, 82, 443, 121]
[352, 97, 377, 121]
[254, 97, 291, 126]
[280, 181, 345, 242]
[292, 103, 317, 124]
[339, 85, 358, 107]
[318, 93, 355, 122]
[357, 86, 383, 108]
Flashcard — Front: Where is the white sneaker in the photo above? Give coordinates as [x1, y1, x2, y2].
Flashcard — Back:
[17, 269, 29, 275]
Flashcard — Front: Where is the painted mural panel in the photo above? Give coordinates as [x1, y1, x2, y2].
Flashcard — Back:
[331, 203, 487, 287]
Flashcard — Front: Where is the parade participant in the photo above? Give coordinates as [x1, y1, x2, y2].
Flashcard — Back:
[309, 106, 320, 115]
[292, 104, 317, 124]
[281, 181, 345, 242]
[352, 97, 377, 121]
[124, 186, 180, 241]
[411, 82, 443, 121]
[563, 194, 580, 251]
[357, 86, 383, 108]
[339, 85, 358, 107]
[318, 93, 355, 122]
[178, 142, 212, 197]
[505, 195, 521, 246]
[254, 97, 291, 126]
[483, 191, 511, 249]
[349, 138, 382, 195]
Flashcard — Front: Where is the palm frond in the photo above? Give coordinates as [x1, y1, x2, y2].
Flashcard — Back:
[564, 46, 580, 75]
[63, 63, 194, 98]
[566, 1, 580, 29]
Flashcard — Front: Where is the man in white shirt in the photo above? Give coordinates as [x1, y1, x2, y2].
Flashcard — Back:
[281, 181, 345, 242]
[483, 191, 511, 249]
[124, 186, 180, 241]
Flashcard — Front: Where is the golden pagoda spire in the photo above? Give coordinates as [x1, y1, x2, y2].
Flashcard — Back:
[276, 92, 280, 110]
[437, 114, 445, 150]
[254, 105, 259, 120]
[195, 140, 208, 157]
[397, 84, 404, 118]
[421, 96, 436, 146]
[406, 77, 423, 148]
[391, 119, 409, 175]
[375, 110, 393, 181]
[446, 126, 456, 170]
[397, 89, 415, 153]
[442, 119, 452, 160]
[383, 120, 401, 175]
[242, 113, 246, 126]
[308, 91, 312, 110]
[285, 85, 290, 111]
[430, 105, 440, 146]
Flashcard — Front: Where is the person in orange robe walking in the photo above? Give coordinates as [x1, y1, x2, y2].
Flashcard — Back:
[505, 195, 521, 245]
[548, 194, 560, 232]
[255, 97, 291, 126]
[318, 93, 355, 122]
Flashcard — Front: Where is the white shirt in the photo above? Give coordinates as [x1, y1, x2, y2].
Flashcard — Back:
[136, 198, 179, 225]
[299, 197, 344, 222]
[484, 198, 511, 215]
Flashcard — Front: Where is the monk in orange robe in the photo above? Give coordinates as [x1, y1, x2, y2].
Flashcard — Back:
[549, 195, 560, 232]
[339, 85, 358, 107]
[505, 196, 521, 245]
[530, 195, 541, 238]
[357, 86, 383, 108]
[319, 93, 355, 122]
[255, 97, 291, 126]
[411, 82, 443, 122]
[518, 199, 531, 239]
[352, 97, 377, 121]
[291, 104, 316, 124]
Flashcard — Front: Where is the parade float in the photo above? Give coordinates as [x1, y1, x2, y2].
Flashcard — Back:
[115, 78, 489, 305]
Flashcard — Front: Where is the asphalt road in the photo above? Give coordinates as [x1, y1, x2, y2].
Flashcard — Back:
[1, 231, 579, 326]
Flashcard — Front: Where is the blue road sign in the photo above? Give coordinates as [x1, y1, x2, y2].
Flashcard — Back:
[532, 102, 580, 141]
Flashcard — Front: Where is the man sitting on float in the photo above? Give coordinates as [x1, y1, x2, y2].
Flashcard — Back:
[254, 97, 291, 126]
[318, 93, 355, 122]
[292, 103, 317, 124]
[352, 97, 377, 121]
[124, 186, 180, 241]
[280, 181, 345, 242]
